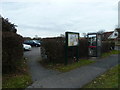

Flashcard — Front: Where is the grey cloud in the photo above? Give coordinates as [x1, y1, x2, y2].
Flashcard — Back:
[19, 24, 55, 30]
[2, 0, 118, 37]
[19, 23, 66, 32]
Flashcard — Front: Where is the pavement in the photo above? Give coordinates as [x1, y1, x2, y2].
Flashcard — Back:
[24, 47, 119, 88]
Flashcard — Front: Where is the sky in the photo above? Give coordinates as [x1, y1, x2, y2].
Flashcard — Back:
[0, 0, 119, 38]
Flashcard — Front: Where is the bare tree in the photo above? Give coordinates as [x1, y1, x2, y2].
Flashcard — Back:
[97, 29, 105, 34]
[60, 34, 65, 37]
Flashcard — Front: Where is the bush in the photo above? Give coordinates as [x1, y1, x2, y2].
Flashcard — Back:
[79, 39, 88, 57]
[2, 32, 23, 74]
[2, 18, 17, 33]
[41, 37, 115, 64]
[41, 37, 65, 63]
[41, 37, 88, 63]
[102, 41, 115, 53]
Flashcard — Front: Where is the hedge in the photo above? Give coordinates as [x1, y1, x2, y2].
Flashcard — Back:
[102, 41, 115, 53]
[41, 37, 88, 63]
[2, 32, 23, 74]
[41, 37, 65, 63]
[41, 37, 115, 64]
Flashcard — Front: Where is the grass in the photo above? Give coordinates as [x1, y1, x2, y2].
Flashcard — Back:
[83, 64, 120, 88]
[2, 58, 32, 88]
[41, 59, 95, 72]
[40, 50, 120, 72]
[101, 50, 120, 58]
[2, 74, 32, 88]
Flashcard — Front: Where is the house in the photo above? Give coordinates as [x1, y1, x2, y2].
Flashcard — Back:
[108, 29, 119, 39]
[102, 31, 113, 41]
[108, 28, 120, 45]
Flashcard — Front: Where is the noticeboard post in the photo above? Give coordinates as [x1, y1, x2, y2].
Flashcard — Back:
[65, 32, 79, 65]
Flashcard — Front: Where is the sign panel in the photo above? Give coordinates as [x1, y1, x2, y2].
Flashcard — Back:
[65, 32, 79, 65]
[67, 33, 79, 46]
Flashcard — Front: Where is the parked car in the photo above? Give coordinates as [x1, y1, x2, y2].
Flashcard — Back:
[23, 44, 31, 51]
[24, 40, 41, 47]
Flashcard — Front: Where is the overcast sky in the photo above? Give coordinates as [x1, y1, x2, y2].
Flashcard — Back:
[1, 0, 119, 38]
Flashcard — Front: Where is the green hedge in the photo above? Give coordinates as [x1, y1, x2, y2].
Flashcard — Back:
[102, 41, 115, 53]
[41, 37, 88, 63]
[2, 32, 23, 74]
[41, 37, 115, 64]
[79, 38, 88, 57]
[41, 37, 65, 63]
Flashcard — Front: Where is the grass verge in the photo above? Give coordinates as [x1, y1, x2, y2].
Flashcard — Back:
[101, 50, 120, 58]
[2, 58, 32, 88]
[40, 59, 95, 72]
[83, 64, 120, 88]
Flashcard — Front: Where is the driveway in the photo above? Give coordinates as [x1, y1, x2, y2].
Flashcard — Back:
[24, 47, 60, 81]
[25, 47, 119, 88]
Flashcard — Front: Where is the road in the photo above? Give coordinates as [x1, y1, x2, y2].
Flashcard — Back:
[24, 47, 119, 88]
[24, 47, 60, 81]
[115, 46, 120, 51]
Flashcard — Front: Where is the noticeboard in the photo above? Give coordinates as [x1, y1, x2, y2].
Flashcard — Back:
[65, 32, 79, 65]
[66, 32, 79, 47]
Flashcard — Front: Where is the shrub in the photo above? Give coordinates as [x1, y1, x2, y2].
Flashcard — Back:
[79, 38, 88, 57]
[2, 32, 23, 74]
[41, 37, 65, 63]
[41, 37, 114, 64]
[101, 41, 115, 53]
[2, 18, 17, 33]
[41, 37, 88, 63]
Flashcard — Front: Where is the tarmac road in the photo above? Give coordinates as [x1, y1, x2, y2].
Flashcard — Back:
[24, 47, 119, 88]
[115, 46, 120, 51]
[24, 47, 60, 81]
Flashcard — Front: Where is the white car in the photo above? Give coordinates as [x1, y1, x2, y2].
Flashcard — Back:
[23, 44, 31, 51]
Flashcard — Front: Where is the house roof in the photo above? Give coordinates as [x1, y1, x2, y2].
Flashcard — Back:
[115, 28, 120, 32]
[115, 28, 120, 38]
[102, 31, 113, 40]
